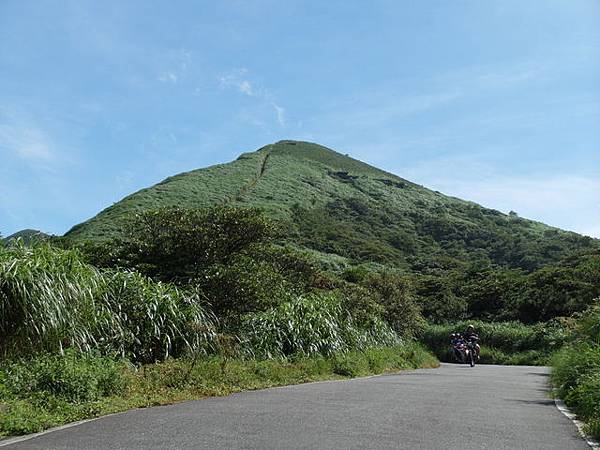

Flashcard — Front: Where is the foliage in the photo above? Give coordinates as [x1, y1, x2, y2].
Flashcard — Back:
[415, 275, 468, 323]
[551, 300, 600, 439]
[240, 293, 399, 358]
[198, 254, 296, 319]
[363, 271, 426, 337]
[420, 320, 570, 365]
[412, 251, 600, 324]
[0, 242, 215, 362]
[79, 206, 275, 283]
[65, 141, 598, 274]
[97, 271, 216, 362]
[1, 351, 127, 403]
[0, 242, 107, 355]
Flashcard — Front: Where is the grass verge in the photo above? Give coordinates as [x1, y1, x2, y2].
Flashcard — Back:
[0, 343, 438, 437]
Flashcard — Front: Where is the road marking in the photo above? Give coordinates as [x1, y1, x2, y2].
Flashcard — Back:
[554, 398, 599, 449]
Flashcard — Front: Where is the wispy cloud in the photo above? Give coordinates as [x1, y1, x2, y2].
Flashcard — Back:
[158, 71, 178, 84]
[272, 102, 285, 126]
[157, 49, 192, 84]
[0, 124, 57, 166]
[219, 68, 287, 128]
[219, 68, 257, 96]
[398, 157, 600, 237]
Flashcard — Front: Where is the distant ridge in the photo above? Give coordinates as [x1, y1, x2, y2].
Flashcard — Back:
[4, 229, 51, 245]
[65, 141, 597, 271]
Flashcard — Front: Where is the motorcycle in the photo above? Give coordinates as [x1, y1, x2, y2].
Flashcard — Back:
[465, 340, 477, 367]
[451, 339, 478, 367]
[451, 341, 468, 364]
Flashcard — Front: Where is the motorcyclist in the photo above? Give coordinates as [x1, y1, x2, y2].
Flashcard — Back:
[463, 325, 480, 360]
[450, 333, 466, 362]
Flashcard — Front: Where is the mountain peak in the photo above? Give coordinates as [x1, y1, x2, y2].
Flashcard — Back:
[65, 141, 596, 271]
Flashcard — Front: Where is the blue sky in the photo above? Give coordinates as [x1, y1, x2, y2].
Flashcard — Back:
[1, 0, 599, 238]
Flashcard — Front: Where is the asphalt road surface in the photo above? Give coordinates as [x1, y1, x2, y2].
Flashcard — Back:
[3, 364, 589, 450]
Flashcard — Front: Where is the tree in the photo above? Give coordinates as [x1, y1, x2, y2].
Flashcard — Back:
[81, 206, 275, 282]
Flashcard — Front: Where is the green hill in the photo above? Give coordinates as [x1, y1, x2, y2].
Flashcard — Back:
[4, 229, 51, 245]
[66, 141, 597, 271]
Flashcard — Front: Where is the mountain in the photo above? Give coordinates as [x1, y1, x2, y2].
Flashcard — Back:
[66, 141, 597, 271]
[3, 229, 51, 245]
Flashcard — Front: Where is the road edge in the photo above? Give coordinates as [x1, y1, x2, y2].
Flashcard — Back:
[554, 398, 599, 449]
[0, 364, 439, 448]
[0, 415, 119, 448]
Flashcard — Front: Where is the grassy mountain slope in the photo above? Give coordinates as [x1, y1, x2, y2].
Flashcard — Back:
[3, 229, 51, 245]
[66, 141, 597, 271]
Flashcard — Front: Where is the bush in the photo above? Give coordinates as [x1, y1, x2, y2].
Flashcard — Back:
[81, 206, 275, 282]
[240, 293, 399, 358]
[0, 242, 107, 355]
[0, 351, 127, 403]
[365, 271, 426, 338]
[0, 242, 216, 362]
[198, 255, 295, 319]
[332, 352, 369, 377]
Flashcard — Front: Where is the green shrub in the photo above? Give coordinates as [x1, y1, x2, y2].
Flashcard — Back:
[332, 352, 368, 377]
[198, 255, 295, 319]
[365, 271, 426, 338]
[0, 243, 216, 362]
[240, 293, 399, 358]
[98, 271, 216, 363]
[1, 351, 127, 403]
[564, 372, 600, 419]
[81, 206, 275, 282]
[552, 344, 600, 396]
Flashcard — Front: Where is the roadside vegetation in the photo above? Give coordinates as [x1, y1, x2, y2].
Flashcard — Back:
[551, 301, 600, 440]
[420, 320, 571, 365]
[0, 343, 436, 437]
[0, 207, 435, 437]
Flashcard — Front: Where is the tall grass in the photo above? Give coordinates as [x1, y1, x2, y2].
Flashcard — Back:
[551, 300, 600, 439]
[420, 320, 569, 365]
[240, 293, 400, 358]
[0, 242, 215, 362]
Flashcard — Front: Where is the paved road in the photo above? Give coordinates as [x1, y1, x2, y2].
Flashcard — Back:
[3, 364, 589, 449]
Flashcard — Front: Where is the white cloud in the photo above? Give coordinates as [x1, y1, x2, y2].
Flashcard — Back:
[158, 71, 178, 84]
[219, 69, 256, 96]
[157, 49, 192, 84]
[398, 157, 600, 237]
[0, 124, 56, 165]
[272, 103, 285, 126]
[238, 80, 254, 96]
[219, 69, 288, 128]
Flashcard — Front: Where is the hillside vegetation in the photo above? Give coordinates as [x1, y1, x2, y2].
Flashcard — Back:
[62, 141, 600, 326]
[66, 141, 596, 273]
